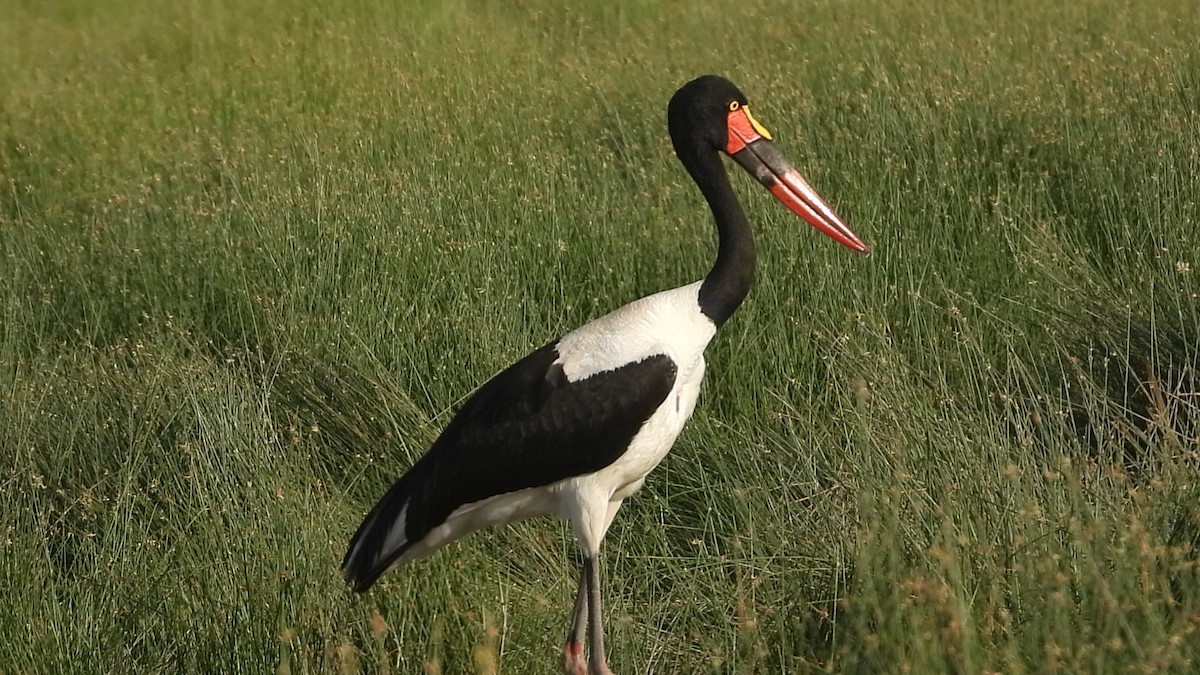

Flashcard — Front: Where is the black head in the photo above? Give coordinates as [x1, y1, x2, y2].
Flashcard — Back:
[666, 75, 870, 254]
[667, 75, 750, 158]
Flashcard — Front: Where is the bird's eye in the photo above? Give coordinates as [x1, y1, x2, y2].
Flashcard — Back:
[728, 101, 740, 111]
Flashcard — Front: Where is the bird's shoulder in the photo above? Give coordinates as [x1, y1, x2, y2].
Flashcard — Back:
[554, 281, 716, 381]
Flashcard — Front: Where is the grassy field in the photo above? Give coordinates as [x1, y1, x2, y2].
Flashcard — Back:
[3, 0, 1199, 672]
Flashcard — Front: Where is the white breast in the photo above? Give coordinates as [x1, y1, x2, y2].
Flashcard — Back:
[555, 280, 716, 383]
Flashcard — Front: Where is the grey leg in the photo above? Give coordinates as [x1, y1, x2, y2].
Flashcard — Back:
[585, 554, 615, 675]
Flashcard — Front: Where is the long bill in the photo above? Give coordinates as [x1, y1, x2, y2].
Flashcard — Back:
[725, 106, 869, 254]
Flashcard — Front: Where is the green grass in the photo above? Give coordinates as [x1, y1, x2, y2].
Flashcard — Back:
[3, 0, 1199, 672]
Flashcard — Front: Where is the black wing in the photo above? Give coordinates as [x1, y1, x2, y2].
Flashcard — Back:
[342, 341, 678, 590]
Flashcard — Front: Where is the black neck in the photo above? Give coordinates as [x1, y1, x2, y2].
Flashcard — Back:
[686, 148, 755, 327]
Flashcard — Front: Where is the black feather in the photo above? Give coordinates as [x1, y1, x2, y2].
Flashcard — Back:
[342, 341, 678, 591]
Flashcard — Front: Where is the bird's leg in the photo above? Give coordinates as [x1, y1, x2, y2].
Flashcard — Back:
[563, 565, 589, 675]
[585, 553, 615, 675]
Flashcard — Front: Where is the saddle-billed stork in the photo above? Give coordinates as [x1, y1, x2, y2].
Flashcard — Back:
[342, 75, 868, 675]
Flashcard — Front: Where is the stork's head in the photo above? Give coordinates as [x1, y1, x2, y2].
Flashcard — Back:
[668, 75, 868, 253]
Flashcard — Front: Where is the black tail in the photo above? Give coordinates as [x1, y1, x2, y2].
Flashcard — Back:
[342, 477, 417, 592]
